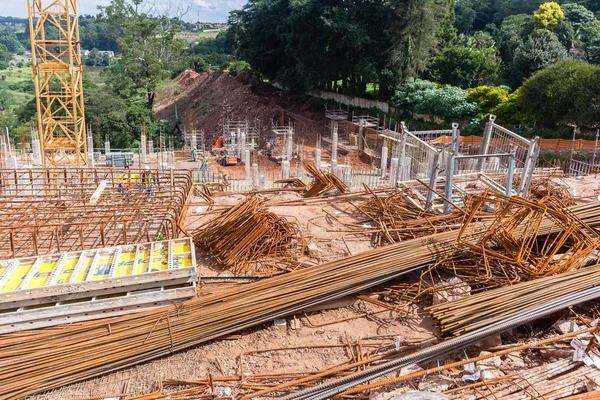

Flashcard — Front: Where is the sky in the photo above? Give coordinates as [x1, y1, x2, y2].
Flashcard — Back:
[0, 0, 245, 22]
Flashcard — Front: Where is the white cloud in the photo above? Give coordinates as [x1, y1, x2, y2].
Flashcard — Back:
[1, 0, 245, 22]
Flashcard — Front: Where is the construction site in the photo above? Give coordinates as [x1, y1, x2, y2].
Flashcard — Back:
[3, 1, 600, 400]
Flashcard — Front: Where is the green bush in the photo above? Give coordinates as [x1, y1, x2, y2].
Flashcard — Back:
[467, 86, 509, 113]
[519, 59, 600, 126]
[392, 79, 480, 121]
[489, 89, 528, 125]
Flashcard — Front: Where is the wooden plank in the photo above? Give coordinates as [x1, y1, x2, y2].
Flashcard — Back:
[0, 267, 197, 311]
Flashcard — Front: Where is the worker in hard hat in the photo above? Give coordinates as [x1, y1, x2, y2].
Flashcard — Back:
[199, 155, 209, 183]
[192, 148, 198, 162]
[142, 166, 156, 197]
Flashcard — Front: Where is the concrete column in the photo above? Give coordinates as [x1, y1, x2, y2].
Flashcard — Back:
[331, 159, 338, 175]
[380, 146, 388, 178]
[245, 149, 250, 179]
[240, 133, 247, 159]
[259, 174, 265, 185]
[87, 135, 94, 168]
[252, 163, 259, 186]
[148, 140, 154, 155]
[7, 156, 17, 169]
[104, 141, 110, 156]
[389, 157, 398, 186]
[190, 134, 197, 151]
[282, 160, 290, 179]
[402, 157, 412, 181]
[141, 134, 147, 163]
[315, 148, 321, 170]
[169, 151, 175, 168]
[332, 122, 338, 164]
[31, 139, 42, 166]
[286, 133, 293, 161]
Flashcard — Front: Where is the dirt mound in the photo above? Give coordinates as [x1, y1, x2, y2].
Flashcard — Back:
[154, 70, 325, 147]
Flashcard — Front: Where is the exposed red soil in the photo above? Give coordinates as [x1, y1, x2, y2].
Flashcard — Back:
[154, 70, 326, 148]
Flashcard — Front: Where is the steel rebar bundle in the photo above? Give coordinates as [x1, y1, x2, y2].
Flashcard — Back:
[354, 185, 465, 245]
[192, 196, 302, 275]
[304, 164, 347, 197]
[0, 202, 599, 399]
[429, 263, 600, 336]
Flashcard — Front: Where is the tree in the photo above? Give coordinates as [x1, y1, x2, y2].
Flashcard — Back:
[0, 44, 10, 70]
[99, 0, 188, 109]
[493, 14, 534, 63]
[430, 32, 501, 88]
[227, 60, 251, 76]
[392, 79, 480, 120]
[519, 59, 600, 126]
[86, 48, 101, 66]
[562, 3, 596, 28]
[533, 2, 564, 30]
[0, 29, 22, 53]
[467, 85, 509, 113]
[509, 29, 568, 85]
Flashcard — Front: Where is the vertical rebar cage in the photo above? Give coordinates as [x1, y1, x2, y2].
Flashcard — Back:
[28, 0, 87, 167]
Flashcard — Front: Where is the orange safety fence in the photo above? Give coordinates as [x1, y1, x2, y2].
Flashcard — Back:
[459, 136, 598, 151]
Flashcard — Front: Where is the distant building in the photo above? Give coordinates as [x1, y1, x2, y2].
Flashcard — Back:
[82, 50, 115, 59]
[192, 22, 228, 31]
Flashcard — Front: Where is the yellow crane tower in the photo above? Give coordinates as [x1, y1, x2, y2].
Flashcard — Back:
[27, 0, 87, 167]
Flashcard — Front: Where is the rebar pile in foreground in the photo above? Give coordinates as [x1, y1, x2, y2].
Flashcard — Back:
[0, 221, 464, 399]
[192, 196, 301, 274]
[429, 263, 600, 336]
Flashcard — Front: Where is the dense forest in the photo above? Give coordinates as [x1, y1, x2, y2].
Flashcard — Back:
[227, 0, 600, 133]
[0, 0, 598, 149]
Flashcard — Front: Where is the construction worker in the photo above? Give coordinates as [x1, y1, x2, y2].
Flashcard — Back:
[124, 158, 131, 170]
[199, 155, 209, 183]
[223, 173, 229, 185]
[142, 166, 156, 197]
[192, 148, 197, 162]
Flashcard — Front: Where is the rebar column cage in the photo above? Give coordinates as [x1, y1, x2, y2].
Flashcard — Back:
[28, 0, 87, 167]
[0, 168, 193, 259]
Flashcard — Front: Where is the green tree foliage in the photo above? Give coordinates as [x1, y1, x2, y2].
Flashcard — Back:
[392, 79, 480, 120]
[227, 60, 251, 76]
[99, 0, 186, 109]
[492, 14, 534, 62]
[533, 2, 565, 30]
[0, 44, 10, 70]
[509, 29, 568, 85]
[85, 48, 102, 66]
[227, 0, 454, 98]
[0, 29, 22, 53]
[467, 85, 509, 113]
[430, 32, 501, 87]
[562, 3, 596, 28]
[519, 59, 600, 126]
[490, 89, 528, 124]
[0, 89, 11, 111]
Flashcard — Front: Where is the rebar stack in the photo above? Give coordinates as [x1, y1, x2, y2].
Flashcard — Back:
[458, 192, 600, 278]
[429, 264, 600, 336]
[354, 185, 465, 245]
[304, 164, 348, 197]
[192, 196, 302, 274]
